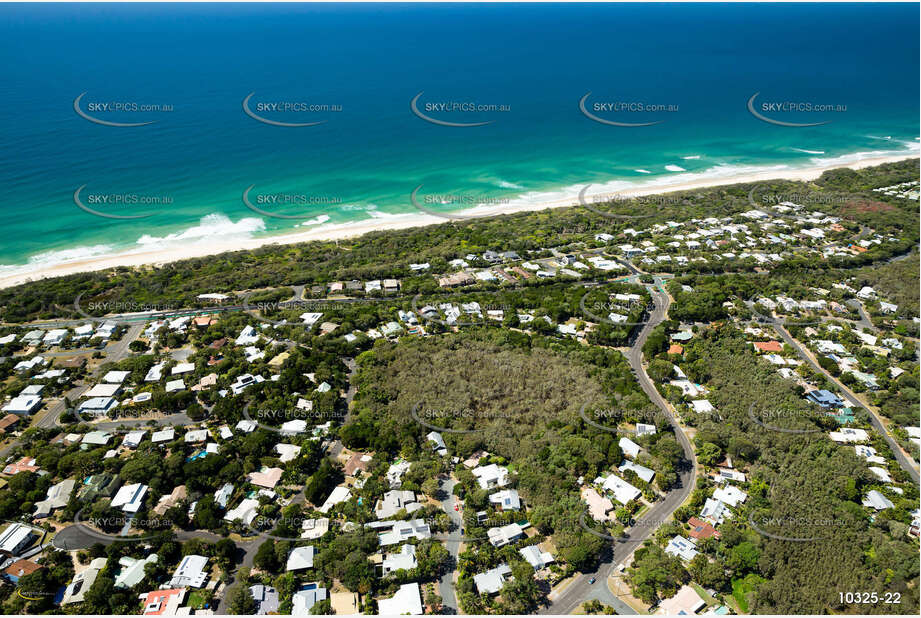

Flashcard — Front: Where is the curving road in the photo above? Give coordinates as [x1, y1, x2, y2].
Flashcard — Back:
[542, 271, 697, 614]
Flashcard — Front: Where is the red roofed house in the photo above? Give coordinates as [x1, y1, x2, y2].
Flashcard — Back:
[753, 341, 783, 353]
[667, 344, 684, 355]
[3, 558, 42, 582]
[687, 516, 721, 540]
[2, 456, 39, 476]
[140, 588, 187, 615]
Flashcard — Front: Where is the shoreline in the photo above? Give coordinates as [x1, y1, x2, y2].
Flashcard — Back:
[1, 152, 917, 290]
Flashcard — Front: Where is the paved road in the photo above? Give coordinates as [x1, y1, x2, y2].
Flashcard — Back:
[773, 323, 920, 484]
[1, 324, 144, 458]
[543, 272, 697, 615]
[846, 299, 880, 334]
[437, 476, 462, 613]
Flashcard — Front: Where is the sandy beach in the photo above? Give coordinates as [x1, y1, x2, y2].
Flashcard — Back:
[1, 153, 916, 290]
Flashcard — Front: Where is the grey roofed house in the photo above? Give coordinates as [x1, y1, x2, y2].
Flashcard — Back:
[81, 430, 113, 446]
[519, 544, 555, 569]
[214, 482, 234, 509]
[378, 518, 431, 546]
[33, 478, 76, 518]
[374, 489, 420, 519]
[473, 563, 513, 595]
[292, 583, 328, 614]
[78, 472, 121, 502]
[249, 584, 279, 615]
[863, 490, 895, 511]
[61, 557, 107, 605]
[489, 488, 521, 511]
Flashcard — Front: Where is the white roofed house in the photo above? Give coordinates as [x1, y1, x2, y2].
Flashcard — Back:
[600, 474, 641, 505]
[381, 544, 417, 576]
[2, 394, 43, 415]
[519, 544, 555, 570]
[473, 564, 513, 595]
[111, 483, 148, 513]
[700, 497, 731, 525]
[427, 430, 447, 455]
[224, 498, 259, 525]
[285, 545, 316, 572]
[378, 518, 431, 546]
[122, 430, 146, 449]
[377, 582, 423, 615]
[169, 554, 209, 588]
[619, 460, 655, 483]
[829, 427, 870, 443]
[61, 557, 107, 605]
[489, 488, 521, 511]
[103, 370, 131, 384]
[318, 485, 352, 514]
[235, 325, 260, 345]
[487, 522, 526, 547]
[300, 517, 330, 540]
[151, 427, 175, 443]
[472, 463, 509, 489]
[114, 554, 158, 589]
[386, 460, 412, 489]
[863, 490, 894, 510]
[42, 329, 68, 346]
[665, 535, 699, 562]
[619, 436, 641, 458]
[712, 485, 747, 508]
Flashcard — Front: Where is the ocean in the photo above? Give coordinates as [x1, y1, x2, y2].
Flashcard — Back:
[0, 2, 918, 276]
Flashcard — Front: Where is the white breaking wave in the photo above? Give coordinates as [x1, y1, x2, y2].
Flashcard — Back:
[0, 244, 114, 274]
[681, 155, 701, 160]
[791, 148, 825, 155]
[297, 214, 331, 227]
[136, 213, 265, 247]
[634, 169, 652, 174]
[496, 180, 524, 189]
[665, 164, 687, 172]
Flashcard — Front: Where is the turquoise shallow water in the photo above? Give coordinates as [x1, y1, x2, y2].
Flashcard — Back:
[0, 2, 917, 275]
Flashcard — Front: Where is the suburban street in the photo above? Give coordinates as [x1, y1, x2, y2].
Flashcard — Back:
[774, 322, 920, 484]
[437, 476, 462, 613]
[1, 323, 145, 459]
[543, 270, 698, 615]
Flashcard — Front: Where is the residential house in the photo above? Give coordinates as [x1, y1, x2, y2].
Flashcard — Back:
[292, 583, 327, 614]
[473, 564, 513, 595]
[286, 546, 316, 572]
[381, 544, 417, 576]
[519, 545, 555, 570]
[61, 558, 107, 605]
[665, 535, 699, 561]
[168, 554, 208, 588]
[377, 582, 422, 615]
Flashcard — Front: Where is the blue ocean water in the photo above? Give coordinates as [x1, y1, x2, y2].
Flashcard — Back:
[0, 2, 917, 274]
